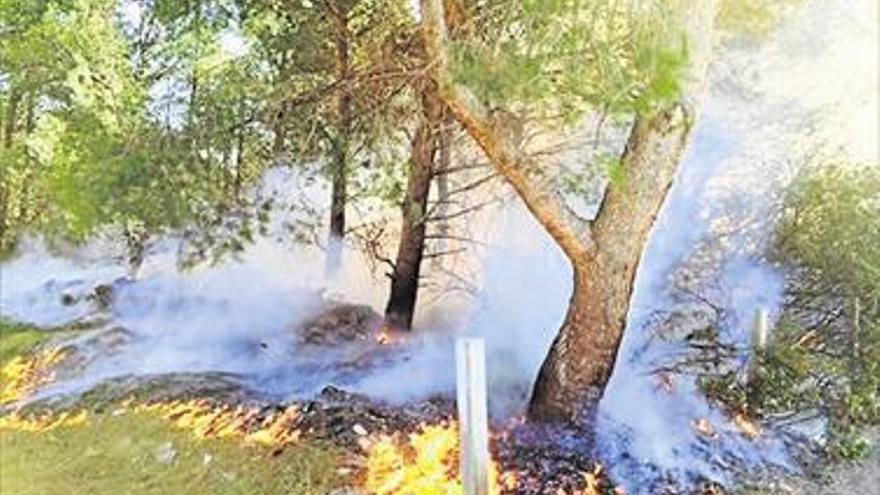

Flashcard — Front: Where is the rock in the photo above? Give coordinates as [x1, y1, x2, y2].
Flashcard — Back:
[328, 488, 364, 495]
[87, 277, 131, 310]
[654, 304, 719, 343]
[294, 302, 382, 346]
[154, 442, 176, 464]
[352, 423, 367, 436]
[60, 293, 78, 306]
[88, 284, 115, 310]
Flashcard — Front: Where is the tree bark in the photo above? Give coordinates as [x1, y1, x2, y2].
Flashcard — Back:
[234, 98, 246, 200]
[432, 119, 452, 267]
[4, 86, 21, 149]
[420, 0, 717, 423]
[384, 87, 444, 330]
[528, 109, 699, 422]
[326, 13, 353, 272]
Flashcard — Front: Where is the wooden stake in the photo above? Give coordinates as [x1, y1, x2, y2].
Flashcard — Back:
[456, 337, 490, 495]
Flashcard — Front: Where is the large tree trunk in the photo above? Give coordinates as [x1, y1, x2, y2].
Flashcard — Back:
[326, 16, 353, 272]
[384, 88, 443, 330]
[420, 0, 717, 423]
[528, 109, 699, 422]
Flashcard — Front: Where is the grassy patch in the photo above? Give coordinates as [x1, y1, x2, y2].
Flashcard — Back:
[0, 411, 344, 495]
[0, 320, 54, 364]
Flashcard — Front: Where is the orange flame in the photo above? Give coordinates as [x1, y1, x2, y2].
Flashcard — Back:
[376, 326, 402, 346]
[363, 422, 604, 495]
[0, 410, 89, 432]
[552, 465, 604, 495]
[135, 400, 300, 447]
[692, 417, 717, 438]
[376, 331, 393, 345]
[364, 421, 502, 495]
[0, 347, 68, 404]
[732, 413, 761, 439]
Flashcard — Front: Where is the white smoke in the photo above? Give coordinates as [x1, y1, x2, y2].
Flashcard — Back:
[0, 0, 875, 490]
[597, 0, 877, 490]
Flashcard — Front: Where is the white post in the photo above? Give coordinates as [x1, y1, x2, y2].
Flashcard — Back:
[456, 337, 490, 495]
[751, 308, 769, 351]
[747, 308, 769, 390]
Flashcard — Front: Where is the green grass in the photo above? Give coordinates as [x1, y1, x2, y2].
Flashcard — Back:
[0, 321, 346, 494]
[0, 412, 344, 495]
[0, 319, 54, 364]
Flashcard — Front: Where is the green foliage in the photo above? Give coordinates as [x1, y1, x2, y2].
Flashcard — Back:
[705, 163, 880, 459]
[0, 319, 54, 364]
[776, 164, 880, 301]
[451, 0, 688, 120]
[717, 0, 805, 41]
[0, 0, 278, 258]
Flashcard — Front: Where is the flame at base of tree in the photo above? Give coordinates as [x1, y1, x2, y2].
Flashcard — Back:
[0, 347, 68, 405]
[134, 399, 301, 447]
[363, 421, 603, 495]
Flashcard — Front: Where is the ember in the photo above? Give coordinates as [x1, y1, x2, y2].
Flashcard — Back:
[732, 413, 761, 439]
[0, 347, 68, 405]
[0, 410, 89, 432]
[376, 329, 393, 345]
[693, 418, 717, 438]
[135, 400, 300, 447]
[375, 326, 403, 346]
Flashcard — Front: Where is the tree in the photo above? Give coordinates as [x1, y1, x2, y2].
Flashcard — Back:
[383, 79, 445, 330]
[420, 0, 719, 422]
[0, 0, 269, 270]
[250, 0, 412, 271]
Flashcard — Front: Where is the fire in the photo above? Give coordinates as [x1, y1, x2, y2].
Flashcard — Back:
[732, 412, 761, 439]
[363, 422, 605, 495]
[0, 410, 89, 432]
[693, 417, 717, 438]
[0, 347, 68, 405]
[376, 326, 402, 346]
[364, 421, 502, 495]
[580, 465, 603, 495]
[376, 330, 393, 345]
[552, 466, 604, 495]
[135, 400, 300, 447]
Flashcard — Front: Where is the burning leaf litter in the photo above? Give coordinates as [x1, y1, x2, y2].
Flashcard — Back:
[133, 399, 301, 447]
[364, 421, 605, 495]
[0, 346, 68, 404]
[693, 418, 718, 439]
[732, 413, 761, 439]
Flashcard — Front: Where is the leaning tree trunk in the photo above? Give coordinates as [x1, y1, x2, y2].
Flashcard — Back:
[384, 88, 444, 330]
[528, 110, 701, 422]
[419, 0, 717, 423]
